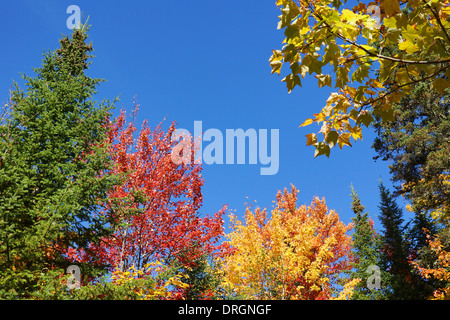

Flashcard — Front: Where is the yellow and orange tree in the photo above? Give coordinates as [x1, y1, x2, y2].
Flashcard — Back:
[219, 185, 355, 299]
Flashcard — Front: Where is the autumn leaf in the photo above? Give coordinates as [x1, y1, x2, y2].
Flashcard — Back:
[316, 73, 332, 87]
[282, 73, 302, 93]
[314, 142, 331, 158]
[300, 118, 314, 127]
[306, 133, 317, 146]
[380, 0, 401, 17]
[338, 132, 352, 149]
[325, 130, 339, 148]
[431, 78, 450, 95]
[398, 40, 419, 54]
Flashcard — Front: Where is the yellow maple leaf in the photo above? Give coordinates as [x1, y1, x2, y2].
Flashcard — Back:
[398, 39, 419, 54]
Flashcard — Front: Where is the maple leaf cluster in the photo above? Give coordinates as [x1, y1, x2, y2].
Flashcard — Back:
[271, 0, 450, 157]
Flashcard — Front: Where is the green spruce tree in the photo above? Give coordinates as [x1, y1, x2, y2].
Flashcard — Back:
[0, 28, 117, 298]
[407, 211, 437, 260]
[377, 181, 421, 300]
[348, 185, 387, 300]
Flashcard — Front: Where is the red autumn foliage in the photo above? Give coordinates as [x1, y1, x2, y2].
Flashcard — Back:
[66, 103, 229, 272]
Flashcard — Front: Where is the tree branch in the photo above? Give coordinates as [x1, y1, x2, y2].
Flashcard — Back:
[359, 66, 447, 109]
[302, 0, 450, 65]
[423, 0, 450, 45]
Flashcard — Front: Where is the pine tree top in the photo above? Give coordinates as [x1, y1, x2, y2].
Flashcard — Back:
[350, 183, 365, 217]
[56, 28, 93, 76]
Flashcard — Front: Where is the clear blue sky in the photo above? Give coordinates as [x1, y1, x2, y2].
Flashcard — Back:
[0, 0, 409, 232]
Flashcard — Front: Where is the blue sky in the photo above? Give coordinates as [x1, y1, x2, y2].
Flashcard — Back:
[0, 0, 409, 232]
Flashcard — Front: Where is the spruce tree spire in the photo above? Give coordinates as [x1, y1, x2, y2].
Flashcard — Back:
[350, 183, 365, 217]
[348, 184, 387, 299]
[56, 28, 93, 76]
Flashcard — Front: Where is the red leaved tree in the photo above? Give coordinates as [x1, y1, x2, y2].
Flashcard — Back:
[66, 103, 228, 275]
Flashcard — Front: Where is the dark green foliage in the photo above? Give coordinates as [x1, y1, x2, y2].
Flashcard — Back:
[171, 243, 245, 300]
[348, 185, 388, 300]
[372, 79, 449, 220]
[377, 182, 432, 299]
[377, 182, 408, 299]
[0, 27, 117, 298]
[406, 211, 438, 258]
[178, 255, 221, 300]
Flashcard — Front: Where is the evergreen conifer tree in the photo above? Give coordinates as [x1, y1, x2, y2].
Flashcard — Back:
[378, 181, 421, 299]
[348, 185, 387, 300]
[0, 28, 117, 298]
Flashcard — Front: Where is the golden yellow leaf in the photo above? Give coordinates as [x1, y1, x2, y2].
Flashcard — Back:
[398, 40, 419, 54]
[299, 118, 314, 127]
